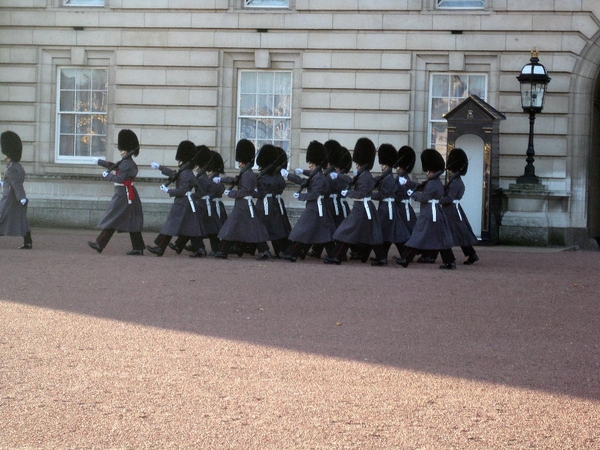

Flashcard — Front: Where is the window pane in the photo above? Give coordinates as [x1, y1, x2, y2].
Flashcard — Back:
[91, 135, 106, 156]
[469, 75, 486, 98]
[275, 72, 292, 94]
[450, 75, 468, 98]
[75, 136, 90, 156]
[438, 0, 484, 8]
[257, 94, 274, 116]
[240, 94, 256, 116]
[239, 118, 256, 139]
[60, 91, 75, 112]
[91, 69, 108, 90]
[274, 94, 291, 117]
[257, 72, 274, 94]
[61, 70, 77, 90]
[256, 119, 272, 140]
[240, 72, 256, 93]
[60, 114, 76, 133]
[92, 91, 107, 112]
[91, 115, 107, 136]
[77, 70, 91, 91]
[77, 91, 90, 112]
[431, 75, 449, 97]
[245, 0, 289, 8]
[60, 135, 74, 156]
[431, 98, 449, 120]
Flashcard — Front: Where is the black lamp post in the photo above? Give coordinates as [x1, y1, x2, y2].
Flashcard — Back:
[516, 48, 551, 184]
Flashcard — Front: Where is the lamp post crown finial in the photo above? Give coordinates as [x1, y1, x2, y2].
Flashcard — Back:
[531, 48, 539, 59]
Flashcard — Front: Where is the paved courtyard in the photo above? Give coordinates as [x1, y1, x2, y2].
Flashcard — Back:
[1, 228, 598, 449]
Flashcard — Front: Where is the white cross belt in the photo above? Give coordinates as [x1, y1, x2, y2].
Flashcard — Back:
[317, 195, 324, 217]
[383, 197, 394, 220]
[331, 193, 340, 216]
[354, 197, 372, 220]
[263, 193, 273, 216]
[453, 199, 463, 221]
[276, 194, 284, 215]
[201, 195, 211, 216]
[186, 191, 196, 213]
[401, 199, 411, 221]
[428, 199, 439, 222]
[244, 195, 255, 218]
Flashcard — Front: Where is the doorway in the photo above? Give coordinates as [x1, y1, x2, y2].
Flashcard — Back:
[454, 134, 484, 238]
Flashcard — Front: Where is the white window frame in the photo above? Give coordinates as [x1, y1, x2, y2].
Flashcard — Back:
[236, 70, 293, 158]
[244, 0, 290, 8]
[62, 0, 105, 6]
[428, 73, 487, 154]
[55, 67, 108, 163]
[437, 0, 485, 9]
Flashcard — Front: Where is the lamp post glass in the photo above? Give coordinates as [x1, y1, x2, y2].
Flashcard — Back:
[516, 49, 551, 184]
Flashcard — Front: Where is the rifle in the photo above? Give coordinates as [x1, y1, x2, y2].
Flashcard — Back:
[162, 159, 193, 187]
[414, 169, 444, 191]
[296, 165, 322, 194]
[229, 161, 254, 190]
[105, 148, 138, 173]
[373, 167, 393, 190]
[347, 164, 370, 189]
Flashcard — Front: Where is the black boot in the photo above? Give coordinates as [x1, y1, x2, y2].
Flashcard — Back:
[146, 245, 164, 257]
[87, 241, 103, 253]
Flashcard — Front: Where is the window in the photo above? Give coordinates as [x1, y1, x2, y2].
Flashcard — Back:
[428, 73, 487, 153]
[63, 0, 104, 6]
[237, 70, 292, 154]
[244, 0, 289, 8]
[437, 0, 484, 9]
[56, 68, 108, 161]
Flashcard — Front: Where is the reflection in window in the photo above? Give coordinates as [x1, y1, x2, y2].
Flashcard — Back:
[237, 71, 292, 156]
[437, 0, 484, 8]
[428, 73, 487, 155]
[244, 0, 289, 8]
[56, 68, 108, 160]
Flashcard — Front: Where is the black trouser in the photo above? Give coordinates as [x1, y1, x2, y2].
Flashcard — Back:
[23, 231, 32, 246]
[271, 238, 290, 256]
[428, 246, 476, 260]
[402, 247, 455, 264]
[373, 242, 392, 261]
[208, 234, 220, 252]
[220, 240, 269, 255]
[284, 241, 312, 258]
[96, 228, 145, 251]
[329, 242, 372, 261]
[173, 235, 206, 252]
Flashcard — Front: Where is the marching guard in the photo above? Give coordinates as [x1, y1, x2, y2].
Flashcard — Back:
[324, 137, 383, 265]
[87, 129, 144, 255]
[146, 140, 204, 257]
[0, 131, 32, 249]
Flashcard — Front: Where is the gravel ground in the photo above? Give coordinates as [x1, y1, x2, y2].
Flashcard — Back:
[0, 228, 598, 449]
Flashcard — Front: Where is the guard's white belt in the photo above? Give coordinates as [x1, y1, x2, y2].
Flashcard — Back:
[201, 195, 212, 216]
[341, 199, 349, 218]
[383, 197, 394, 220]
[317, 195, 324, 217]
[186, 191, 196, 213]
[331, 193, 340, 216]
[401, 199, 411, 221]
[244, 195, 255, 218]
[428, 199, 440, 222]
[453, 199, 463, 221]
[212, 198, 222, 218]
[263, 193, 273, 216]
[114, 182, 133, 204]
[275, 194, 284, 215]
[354, 197, 372, 220]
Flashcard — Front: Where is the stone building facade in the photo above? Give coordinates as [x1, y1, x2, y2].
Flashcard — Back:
[1, 0, 600, 247]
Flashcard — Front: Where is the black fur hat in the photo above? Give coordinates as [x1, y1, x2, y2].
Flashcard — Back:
[352, 137, 376, 168]
[377, 143, 397, 167]
[176, 140, 197, 163]
[446, 148, 469, 175]
[273, 147, 288, 174]
[1, 131, 22, 162]
[396, 145, 416, 173]
[118, 129, 140, 156]
[235, 139, 255, 164]
[338, 147, 352, 173]
[306, 140, 326, 166]
[194, 145, 212, 168]
[256, 144, 278, 169]
[324, 140, 342, 166]
[207, 151, 225, 174]
[421, 149, 445, 173]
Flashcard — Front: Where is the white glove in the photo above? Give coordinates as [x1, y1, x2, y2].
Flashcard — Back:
[224, 189, 231, 196]
[341, 190, 348, 197]
[92, 157, 100, 164]
[407, 189, 414, 196]
[212, 176, 221, 183]
[150, 162, 160, 169]
[20, 198, 27, 205]
[293, 192, 300, 199]
[280, 168, 289, 178]
[353, 169, 358, 176]
[295, 168, 303, 175]
[0, 181, 3, 187]
[329, 172, 338, 180]
[102, 171, 110, 178]
[160, 185, 169, 193]
[399, 177, 407, 185]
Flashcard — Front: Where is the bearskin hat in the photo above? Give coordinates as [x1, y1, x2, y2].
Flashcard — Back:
[1, 131, 22, 162]
[273, 147, 288, 174]
[194, 145, 212, 168]
[377, 143, 397, 167]
[446, 148, 469, 176]
[206, 151, 225, 174]
[235, 139, 255, 164]
[396, 145, 416, 173]
[324, 140, 342, 166]
[337, 147, 352, 173]
[256, 144, 278, 170]
[175, 140, 197, 163]
[421, 148, 445, 173]
[306, 140, 326, 166]
[118, 129, 140, 156]
[352, 137, 376, 168]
